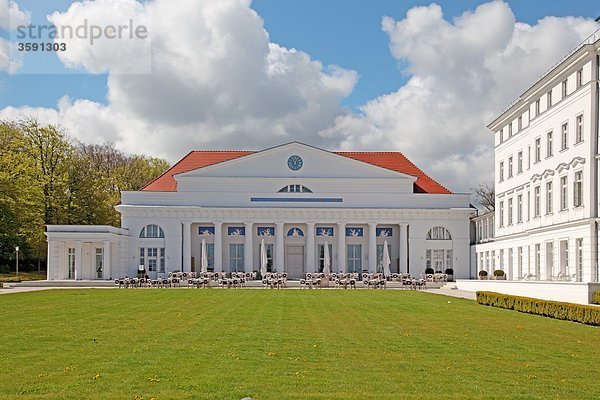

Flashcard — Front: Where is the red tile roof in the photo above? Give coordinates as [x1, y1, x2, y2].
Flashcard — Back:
[141, 150, 451, 194]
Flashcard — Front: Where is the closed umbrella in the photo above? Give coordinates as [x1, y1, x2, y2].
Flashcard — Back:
[201, 238, 208, 274]
[260, 238, 268, 278]
[323, 241, 331, 274]
[382, 240, 391, 278]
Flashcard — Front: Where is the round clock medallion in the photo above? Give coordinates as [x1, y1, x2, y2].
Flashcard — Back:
[287, 155, 303, 171]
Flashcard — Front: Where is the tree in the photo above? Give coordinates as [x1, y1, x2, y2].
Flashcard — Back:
[471, 183, 495, 213]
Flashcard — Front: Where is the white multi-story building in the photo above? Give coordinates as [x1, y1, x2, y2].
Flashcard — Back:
[46, 142, 473, 281]
[472, 30, 600, 284]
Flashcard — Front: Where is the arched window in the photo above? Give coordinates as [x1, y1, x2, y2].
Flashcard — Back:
[426, 227, 451, 240]
[139, 224, 165, 238]
[278, 184, 312, 193]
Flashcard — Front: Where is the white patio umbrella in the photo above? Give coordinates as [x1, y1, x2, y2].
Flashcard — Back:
[382, 240, 391, 278]
[201, 238, 208, 274]
[260, 238, 268, 278]
[323, 241, 331, 274]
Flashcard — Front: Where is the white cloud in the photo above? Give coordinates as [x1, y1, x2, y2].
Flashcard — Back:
[2, 0, 357, 160]
[322, 1, 599, 191]
[0, 0, 30, 30]
[1, 0, 599, 192]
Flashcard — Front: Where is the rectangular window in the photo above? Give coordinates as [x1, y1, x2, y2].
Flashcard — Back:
[229, 244, 244, 272]
[508, 198, 513, 225]
[576, 68, 582, 88]
[535, 138, 541, 162]
[477, 221, 482, 242]
[200, 243, 216, 271]
[347, 244, 362, 273]
[535, 244, 541, 277]
[517, 194, 523, 223]
[491, 250, 495, 271]
[546, 181, 553, 214]
[560, 123, 568, 151]
[508, 156, 513, 178]
[575, 114, 583, 143]
[264, 244, 274, 272]
[499, 161, 504, 182]
[490, 218, 494, 238]
[517, 151, 523, 174]
[559, 240, 568, 277]
[527, 190, 530, 221]
[546, 242, 554, 280]
[518, 116, 522, 131]
[560, 176, 568, 210]
[508, 248, 513, 278]
[483, 218, 488, 239]
[499, 128, 503, 143]
[534, 186, 541, 217]
[318, 243, 333, 273]
[499, 249, 504, 270]
[576, 238, 583, 282]
[517, 247, 523, 279]
[95, 248, 103, 279]
[528, 146, 531, 169]
[574, 171, 583, 207]
[376, 243, 392, 273]
[508, 123, 513, 137]
[499, 201, 504, 227]
[67, 248, 76, 279]
[139, 248, 145, 271]
[561, 79, 567, 98]
[547, 91, 552, 108]
[485, 251, 489, 272]
[546, 131, 553, 157]
[159, 248, 165, 273]
[535, 99, 540, 116]
[147, 247, 158, 272]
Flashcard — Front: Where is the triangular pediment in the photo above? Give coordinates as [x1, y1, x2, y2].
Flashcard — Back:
[175, 142, 418, 180]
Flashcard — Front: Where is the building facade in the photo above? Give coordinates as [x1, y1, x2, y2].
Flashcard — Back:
[472, 30, 600, 283]
[46, 142, 473, 280]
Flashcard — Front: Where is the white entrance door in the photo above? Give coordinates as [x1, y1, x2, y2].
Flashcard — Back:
[285, 245, 304, 279]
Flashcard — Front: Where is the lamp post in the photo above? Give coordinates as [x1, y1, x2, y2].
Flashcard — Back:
[15, 246, 19, 278]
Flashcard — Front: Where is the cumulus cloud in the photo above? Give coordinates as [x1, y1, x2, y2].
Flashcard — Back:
[0, 0, 30, 30]
[1, 0, 598, 191]
[323, 1, 599, 191]
[2, 0, 357, 159]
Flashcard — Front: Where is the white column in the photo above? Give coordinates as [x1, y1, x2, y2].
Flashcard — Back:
[275, 222, 285, 272]
[103, 240, 110, 280]
[399, 224, 408, 273]
[75, 241, 82, 280]
[337, 222, 346, 272]
[182, 221, 192, 272]
[46, 240, 53, 280]
[306, 222, 316, 273]
[368, 223, 377, 273]
[214, 222, 223, 272]
[244, 222, 254, 273]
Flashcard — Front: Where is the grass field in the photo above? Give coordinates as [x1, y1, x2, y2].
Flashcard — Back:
[0, 289, 598, 399]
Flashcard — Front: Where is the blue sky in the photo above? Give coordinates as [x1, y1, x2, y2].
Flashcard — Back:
[0, 0, 598, 191]
[1, 0, 598, 110]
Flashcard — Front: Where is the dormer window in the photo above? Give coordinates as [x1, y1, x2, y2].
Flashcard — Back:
[278, 184, 312, 193]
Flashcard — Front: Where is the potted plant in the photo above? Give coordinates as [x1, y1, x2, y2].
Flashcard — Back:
[444, 268, 454, 282]
[493, 269, 506, 280]
[478, 270, 488, 280]
[425, 267, 434, 275]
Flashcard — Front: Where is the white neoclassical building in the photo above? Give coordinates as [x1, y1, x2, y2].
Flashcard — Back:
[464, 29, 600, 304]
[46, 142, 473, 280]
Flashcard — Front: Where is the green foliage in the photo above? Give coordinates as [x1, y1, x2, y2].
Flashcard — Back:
[476, 291, 600, 326]
[0, 119, 169, 270]
[493, 269, 505, 277]
[592, 291, 600, 305]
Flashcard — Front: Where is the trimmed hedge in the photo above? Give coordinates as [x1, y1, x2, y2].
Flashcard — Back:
[593, 291, 600, 305]
[476, 291, 600, 326]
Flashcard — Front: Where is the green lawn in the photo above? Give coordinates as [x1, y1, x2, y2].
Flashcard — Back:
[0, 289, 598, 399]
